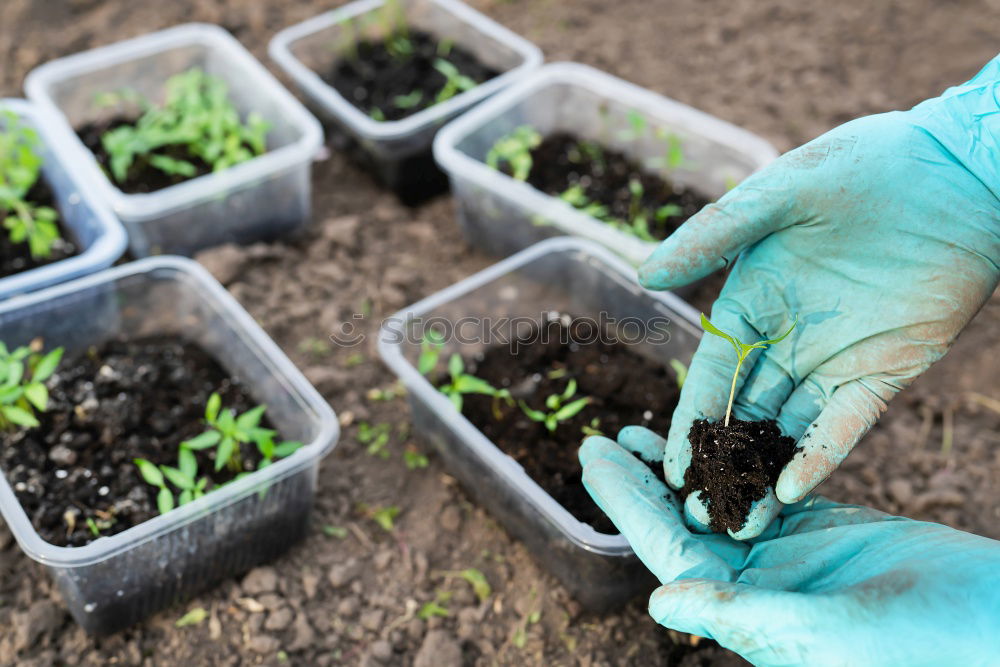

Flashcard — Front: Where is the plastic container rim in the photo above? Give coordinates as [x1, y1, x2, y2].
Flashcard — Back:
[432, 62, 780, 262]
[378, 237, 701, 557]
[0, 99, 127, 298]
[0, 255, 340, 568]
[24, 23, 324, 222]
[268, 0, 544, 143]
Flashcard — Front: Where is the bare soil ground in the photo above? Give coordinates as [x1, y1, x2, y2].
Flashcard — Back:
[1, 1, 999, 665]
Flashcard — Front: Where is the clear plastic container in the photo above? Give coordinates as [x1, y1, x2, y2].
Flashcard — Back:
[434, 63, 779, 265]
[269, 0, 543, 203]
[0, 257, 339, 634]
[378, 238, 702, 610]
[25, 24, 323, 257]
[0, 100, 126, 300]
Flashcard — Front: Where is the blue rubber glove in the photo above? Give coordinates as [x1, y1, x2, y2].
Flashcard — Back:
[580, 431, 1000, 666]
[639, 56, 1000, 538]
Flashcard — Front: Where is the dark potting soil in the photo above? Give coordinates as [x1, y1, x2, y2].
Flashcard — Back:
[683, 417, 799, 534]
[324, 30, 500, 122]
[77, 117, 216, 194]
[0, 336, 272, 547]
[458, 316, 681, 534]
[521, 132, 712, 241]
[0, 179, 79, 279]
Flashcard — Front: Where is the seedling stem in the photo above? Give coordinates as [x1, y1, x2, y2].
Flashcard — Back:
[699, 313, 797, 427]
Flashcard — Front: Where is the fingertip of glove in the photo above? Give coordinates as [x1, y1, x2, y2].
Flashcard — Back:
[578, 434, 618, 467]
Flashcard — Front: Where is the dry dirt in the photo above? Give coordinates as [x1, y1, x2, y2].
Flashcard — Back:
[1, 1, 999, 665]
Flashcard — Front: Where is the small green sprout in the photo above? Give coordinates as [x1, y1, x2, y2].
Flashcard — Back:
[559, 185, 609, 219]
[175, 607, 208, 628]
[344, 352, 366, 368]
[700, 313, 797, 426]
[86, 517, 100, 538]
[323, 524, 348, 539]
[617, 109, 647, 141]
[0, 111, 63, 259]
[385, 34, 413, 59]
[580, 417, 604, 437]
[393, 90, 423, 110]
[670, 359, 688, 389]
[647, 129, 687, 171]
[417, 329, 444, 376]
[433, 59, 477, 104]
[417, 591, 451, 619]
[370, 107, 386, 122]
[486, 125, 542, 181]
[519, 378, 591, 432]
[367, 504, 400, 532]
[98, 68, 271, 184]
[180, 392, 302, 473]
[438, 354, 507, 413]
[0, 342, 63, 430]
[135, 394, 301, 515]
[459, 568, 491, 602]
[403, 444, 429, 469]
[358, 421, 392, 459]
[656, 203, 683, 222]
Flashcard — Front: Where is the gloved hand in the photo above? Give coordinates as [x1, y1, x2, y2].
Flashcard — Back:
[639, 56, 1000, 538]
[580, 431, 1000, 666]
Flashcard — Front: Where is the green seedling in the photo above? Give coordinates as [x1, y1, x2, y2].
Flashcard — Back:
[433, 59, 477, 104]
[700, 313, 797, 426]
[617, 109, 647, 142]
[86, 517, 100, 538]
[98, 68, 270, 184]
[656, 203, 683, 223]
[403, 444, 429, 469]
[438, 354, 510, 414]
[418, 591, 452, 619]
[370, 107, 386, 122]
[460, 568, 491, 602]
[358, 421, 392, 459]
[385, 34, 413, 59]
[0, 111, 62, 259]
[566, 139, 606, 171]
[646, 130, 687, 171]
[344, 352, 366, 368]
[175, 607, 208, 628]
[559, 185, 610, 219]
[361, 504, 399, 532]
[519, 378, 591, 433]
[134, 457, 190, 515]
[580, 417, 604, 437]
[393, 90, 423, 110]
[670, 359, 688, 389]
[486, 125, 542, 181]
[323, 524, 348, 539]
[0, 342, 63, 430]
[417, 329, 445, 375]
[180, 392, 302, 473]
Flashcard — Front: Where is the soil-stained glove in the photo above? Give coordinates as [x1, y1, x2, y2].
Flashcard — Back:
[580, 432, 1000, 666]
[638, 56, 1000, 538]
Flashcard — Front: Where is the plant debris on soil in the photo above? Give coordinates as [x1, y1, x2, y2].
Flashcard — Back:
[0, 180, 78, 278]
[0, 336, 270, 547]
[683, 417, 799, 534]
[520, 132, 711, 241]
[458, 316, 681, 533]
[325, 29, 499, 122]
[76, 117, 217, 194]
